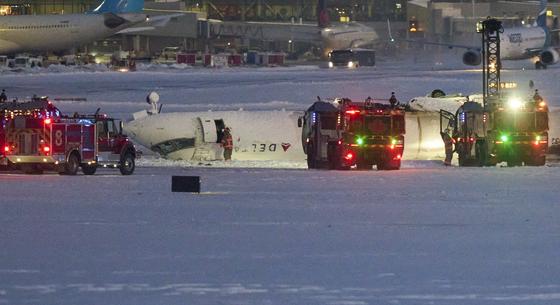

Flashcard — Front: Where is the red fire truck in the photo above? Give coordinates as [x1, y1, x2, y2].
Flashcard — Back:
[300, 97, 405, 170]
[1, 97, 137, 175]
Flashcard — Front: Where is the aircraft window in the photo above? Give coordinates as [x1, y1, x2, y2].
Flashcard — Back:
[151, 138, 196, 156]
[107, 121, 117, 137]
[365, 116, 390, 135]
[349, 119, 363, 133]
[96, 121, 108, 137]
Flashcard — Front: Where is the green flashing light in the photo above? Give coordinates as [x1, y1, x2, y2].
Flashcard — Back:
[356, 137, 365, 146]
[391, 138, 397, 145]
[500, 134, 509, 142]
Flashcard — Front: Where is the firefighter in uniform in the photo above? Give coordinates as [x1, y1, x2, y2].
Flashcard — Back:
[389, 92, 398, 108]
[221, 127, 233, 161]
[440, 128, 454, 166]
[533, 89, 543, 104]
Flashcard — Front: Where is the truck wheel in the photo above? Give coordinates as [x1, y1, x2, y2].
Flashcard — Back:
[458, 153, 466, 166]
[475, 141, 488, 167]
[81, 164, 97, 175]
[306, 143, 316, 169]
[119, 152, 135, 175]
[62, 153, 80, 175]
[526, 155, 546, 166]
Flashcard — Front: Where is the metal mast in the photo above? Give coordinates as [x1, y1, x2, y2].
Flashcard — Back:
[480, 18, 503, 107]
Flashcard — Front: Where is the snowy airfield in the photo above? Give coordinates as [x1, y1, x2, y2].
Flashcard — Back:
[2, 56, 560, 305]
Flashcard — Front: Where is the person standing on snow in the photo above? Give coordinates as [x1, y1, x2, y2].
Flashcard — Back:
[440, 128, 454, 166]
[221, 127, 233, 161]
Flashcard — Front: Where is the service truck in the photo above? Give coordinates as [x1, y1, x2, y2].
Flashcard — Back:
[439, 18, 549, 167]
[1, 98, 136, 175]
[300, 98, 405, 170]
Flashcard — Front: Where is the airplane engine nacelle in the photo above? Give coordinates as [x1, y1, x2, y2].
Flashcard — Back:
[540, 48, 560, 65]
[462, 50, 481, 66]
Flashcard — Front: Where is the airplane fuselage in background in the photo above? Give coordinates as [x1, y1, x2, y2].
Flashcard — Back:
[0, 13, 146, 54]
[501, 26, 547, 60]
[321, 23, 379, 50]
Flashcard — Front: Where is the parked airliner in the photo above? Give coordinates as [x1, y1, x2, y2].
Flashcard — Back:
[397, 0, 559, 69]
[0, 0, 147, 54]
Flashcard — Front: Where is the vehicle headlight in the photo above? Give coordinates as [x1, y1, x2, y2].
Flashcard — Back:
[328, 61, 334, 68]
[347, 61, 355, 68]
[507, 97, 523, 110]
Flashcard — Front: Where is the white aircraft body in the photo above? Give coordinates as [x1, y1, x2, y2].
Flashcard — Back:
[125, 94, 560, 163]
[0, 0, 147, 54]
[321, 23, 379, 51]
[124, 98, 446, 162]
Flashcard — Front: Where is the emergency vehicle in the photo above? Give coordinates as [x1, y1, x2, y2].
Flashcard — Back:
[1, 97, 137, 175]
[440, 18, 549, 167]
[441, 94, 548, 167]
[300, 98, 405, 170]
[328, 48, 375, 68]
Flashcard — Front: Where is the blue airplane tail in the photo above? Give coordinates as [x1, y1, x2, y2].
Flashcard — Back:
[92, 0, 144, 14]
[537, 0, 548, 28]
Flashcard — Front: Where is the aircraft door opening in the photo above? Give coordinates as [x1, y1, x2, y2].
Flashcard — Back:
[215, 119, 225, 143]
[199, 118, 225, 143]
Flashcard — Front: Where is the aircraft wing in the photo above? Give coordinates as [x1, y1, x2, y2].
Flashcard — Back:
[117, 26, 156, 34]
[398, 39, 480, 51]
[116, 13, 184, 34]
[525, 47, 545, 57]
[145, 13, 185, 27]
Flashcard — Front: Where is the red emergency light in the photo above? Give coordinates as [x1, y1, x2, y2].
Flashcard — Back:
[3, 145, 9, 153]
[345, 109, 360, 115]
[344, 151, 354, 160]
[43, 146, 50, 153]
[44, 118, 52, 125]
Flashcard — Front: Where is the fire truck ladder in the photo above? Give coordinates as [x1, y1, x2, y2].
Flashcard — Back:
[480, 18, 503, 106]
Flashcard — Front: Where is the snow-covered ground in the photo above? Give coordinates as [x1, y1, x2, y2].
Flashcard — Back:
[2, 165, 560, 305]
[2, 55, 560, 304]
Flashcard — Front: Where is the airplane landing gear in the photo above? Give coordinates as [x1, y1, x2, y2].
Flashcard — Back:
[535, 60, 547, 70]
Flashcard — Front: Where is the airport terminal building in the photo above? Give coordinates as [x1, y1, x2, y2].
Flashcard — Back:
[0, 0, 559, 57]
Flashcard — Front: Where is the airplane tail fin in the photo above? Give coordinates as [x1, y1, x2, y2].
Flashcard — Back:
[92, 0, 145, 14]
[537, 0, 548, 28]
[317, 0, 330, 28]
